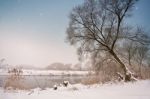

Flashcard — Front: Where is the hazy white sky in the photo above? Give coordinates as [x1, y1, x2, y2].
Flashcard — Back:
[0, 0, 150, 67]
[0, 0, 84, 67]
[0, 35, 78, 67]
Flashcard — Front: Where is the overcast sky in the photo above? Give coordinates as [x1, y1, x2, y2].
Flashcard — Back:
[0, 0, 150, 67]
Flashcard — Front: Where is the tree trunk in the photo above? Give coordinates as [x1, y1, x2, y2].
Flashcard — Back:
[128, 53, 131, 66]
[129, 59, 131, 66]
[139, 61, 142, 78]
[109, 50, 131, 81]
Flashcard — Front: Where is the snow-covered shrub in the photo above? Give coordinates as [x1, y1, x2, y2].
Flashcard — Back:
[53, 85, 58, 90]
[62, 81, 69, 87]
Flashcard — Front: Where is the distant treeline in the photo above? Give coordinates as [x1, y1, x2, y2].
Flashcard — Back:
[46, 62, 89, 71]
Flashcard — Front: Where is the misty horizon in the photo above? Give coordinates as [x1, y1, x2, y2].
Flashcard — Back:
[0, 0, 150, 67]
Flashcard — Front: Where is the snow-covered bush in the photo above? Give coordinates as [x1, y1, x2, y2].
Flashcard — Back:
[53, 85, 58, 90]
[62, 81, 69, 87]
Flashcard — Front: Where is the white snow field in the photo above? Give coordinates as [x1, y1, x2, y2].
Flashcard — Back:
[0, 80, 150, 99]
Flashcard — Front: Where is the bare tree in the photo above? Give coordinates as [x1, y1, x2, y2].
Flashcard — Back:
[66, 0, 149, 81]
[135, 45, 149, 75]
[136, 45, 149, 66]
[0, 58, 5, 68]
[123, 40, 137, 66]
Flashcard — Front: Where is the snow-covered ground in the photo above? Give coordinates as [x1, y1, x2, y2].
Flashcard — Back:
[0, 80, 150, 99]
[0, 69, 90, 76]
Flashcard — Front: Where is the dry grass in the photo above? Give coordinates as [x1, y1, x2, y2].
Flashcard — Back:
[129, 64, 150, 80]
[4, 68, 29, 90]
[81, 76, 100, 85]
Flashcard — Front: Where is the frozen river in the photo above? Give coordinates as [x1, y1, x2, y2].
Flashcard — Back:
[0, 75, 89, 89]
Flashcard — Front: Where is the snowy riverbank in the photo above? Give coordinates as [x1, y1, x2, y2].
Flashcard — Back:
[0, 80, 150, 99]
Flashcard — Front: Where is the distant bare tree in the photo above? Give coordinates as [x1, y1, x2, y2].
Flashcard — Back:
[0, 58, 5, 68]
[136, 45, 149, 66]
[66, 0, 150, 81]
[135, 45, 149, 75]
[123, 40, 137, 66]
